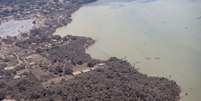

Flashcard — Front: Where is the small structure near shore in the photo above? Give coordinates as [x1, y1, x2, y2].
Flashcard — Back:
[0, 0, 181, 101]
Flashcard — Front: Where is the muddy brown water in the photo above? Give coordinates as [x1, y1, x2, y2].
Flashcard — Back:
[55, 0, 201, 101]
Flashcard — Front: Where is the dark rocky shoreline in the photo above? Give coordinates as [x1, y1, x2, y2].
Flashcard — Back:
[0, 0, 180, 101]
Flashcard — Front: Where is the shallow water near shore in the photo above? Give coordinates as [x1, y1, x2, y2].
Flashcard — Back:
[55, 0, 201, 100]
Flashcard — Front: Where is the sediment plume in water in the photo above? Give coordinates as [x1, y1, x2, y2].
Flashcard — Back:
[0, 0, 180, 101]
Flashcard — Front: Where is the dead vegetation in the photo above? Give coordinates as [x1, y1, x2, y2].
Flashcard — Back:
[0, 0, 180, 101]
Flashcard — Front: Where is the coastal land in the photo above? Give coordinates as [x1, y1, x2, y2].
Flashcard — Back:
[0, 0, 180, 101]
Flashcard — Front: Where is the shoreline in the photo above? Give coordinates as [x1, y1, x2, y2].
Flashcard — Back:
[0, 0, 180, 101]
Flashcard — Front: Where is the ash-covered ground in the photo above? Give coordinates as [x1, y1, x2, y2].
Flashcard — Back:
[0, 0, 180, 101]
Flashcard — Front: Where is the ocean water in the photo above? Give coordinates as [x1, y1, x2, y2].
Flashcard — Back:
[55, 0, 201, 100]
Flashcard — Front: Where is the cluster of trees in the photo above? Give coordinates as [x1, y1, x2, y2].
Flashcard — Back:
[0, 58, 180, 101]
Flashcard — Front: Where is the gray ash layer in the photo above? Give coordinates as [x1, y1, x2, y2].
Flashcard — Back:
[0, 0, 180, 101]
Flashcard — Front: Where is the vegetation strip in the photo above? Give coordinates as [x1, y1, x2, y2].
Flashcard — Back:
[0, 0, 180, 101]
